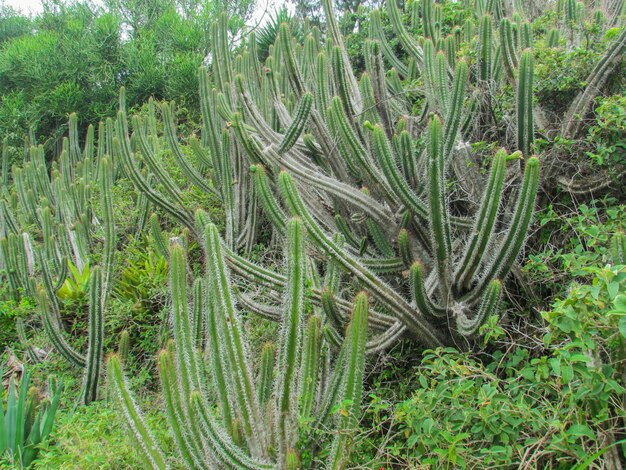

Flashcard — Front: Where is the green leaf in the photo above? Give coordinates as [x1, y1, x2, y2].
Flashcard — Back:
[567, 424, 596, 441]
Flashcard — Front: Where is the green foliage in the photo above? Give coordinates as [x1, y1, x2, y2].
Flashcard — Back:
[32, 401, 169, 469]
[57, 261, 91, 303]
[114, 246, 168, 313]
[585, 93, 626, 166]
[0, 290, 36, 350]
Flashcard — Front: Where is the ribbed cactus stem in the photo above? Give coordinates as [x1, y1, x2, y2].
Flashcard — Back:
[388, 0, 424, 65]
[517, 49, 535, 157]
[99, 157, 115, 302]
[107, 355, 168, 470]
[250, 165, 287, 232]
[192, 278, 204, 347]
[300, 315, 321, 420]
[369, 9, 408, 76]
[114, 112, 194, 229]
[204, 223, 264, 454]
[410, 262, 446, 319]
[275, 218, 307, 463]
[118, 330, 130, 363]
[258, 342, 275, 406]
[456, 279, 502, 336]
[84, 266, 104, 405]
[427, 116, 452, 301]
[610, 231, 625, 265]
[327, 292, 369, 469]
[278, 171, 447, 347]
[157, 347, 206, 468]
[285, 449, 301, 470]
[162, 102, 217, 197]
[444, 59, 468, 159]
[189, 392, 274, 470]
[278, 93, 313, 154]
[456, 149, 508, 290]
[149, 214, 170, 259]
[1, 138, 8, 186]
[468, 157, 539, 301]
[36, 286, 86, 368]
[479, 14, 494, 81]
[371, 124, 429, 220]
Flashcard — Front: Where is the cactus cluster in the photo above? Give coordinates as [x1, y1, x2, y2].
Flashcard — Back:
[108, 217, 368, 468]
[0, 0, 623, 460]
[106, 0, 546, 347]
[0, 113, 118, 405]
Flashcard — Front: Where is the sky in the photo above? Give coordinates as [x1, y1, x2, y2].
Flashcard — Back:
[2, 0, 291, 27]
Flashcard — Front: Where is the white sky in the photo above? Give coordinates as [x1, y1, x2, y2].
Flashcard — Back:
[2, 0, 290, 28]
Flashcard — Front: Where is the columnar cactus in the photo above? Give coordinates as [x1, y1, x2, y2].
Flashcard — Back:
[108, 217, 369, 468]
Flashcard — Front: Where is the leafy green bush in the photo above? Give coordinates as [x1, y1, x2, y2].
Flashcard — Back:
[585, 94, 626, 166]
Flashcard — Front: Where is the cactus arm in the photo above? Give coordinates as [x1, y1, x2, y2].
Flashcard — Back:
[371, 125, 429, 220]
[157, 348, 207, 468]
[258, 343, 276, 406]
[465, 157, 539, 302]
[321, 0, 363, 112]
[278, 93, 314, 154]
[478, 14, 494, 82]
[327, 292, 369, 469]
[204, 224, 265, 455]
[161, 102, 219, 197]
[427, 116, 452, 301]
[192, 278, 204, 348]
[387, 0, 424, 67]
[517, 49, 535, 156]
[410, 262, 447, 319]
[99, 158, 115, 302]
[36, 287, 86, 368]
[261, 144, 395, 229]
[149, 214, 170, 259]
[369, 9, 409, 76]
[275, 218, 307, 462]
[83, 266, 104, 405]
[250, 165, 287, 232]
[562, 27, 626, 138]
[328, 97, 394, 200]
[132, 116, 188, 208]
[190, 392, 275, 470]
[455, 149, 508, 290]
[456, 279, 502, 336]
[114, 112, 194, 230]
[236, 293, 281, 322]
[107, 355, 168, 470]
[501, 19, 518, 82]
[443, 60, 469, 159]
[204, 273, 236, 432]
[300, 315, 322, 420]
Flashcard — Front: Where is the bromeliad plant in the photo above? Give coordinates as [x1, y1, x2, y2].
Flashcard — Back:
[108, 217, 369, 469]
[0, 367, 64, 468]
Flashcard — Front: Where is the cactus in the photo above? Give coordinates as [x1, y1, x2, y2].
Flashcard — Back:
[517, 49, 535, 157]
[83, 266, 104, 405]
[610, 231, 626, 265]
[109, 220, 369, 468]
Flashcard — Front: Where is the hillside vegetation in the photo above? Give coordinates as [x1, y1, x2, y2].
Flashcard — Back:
[0, 0, 625, 468]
